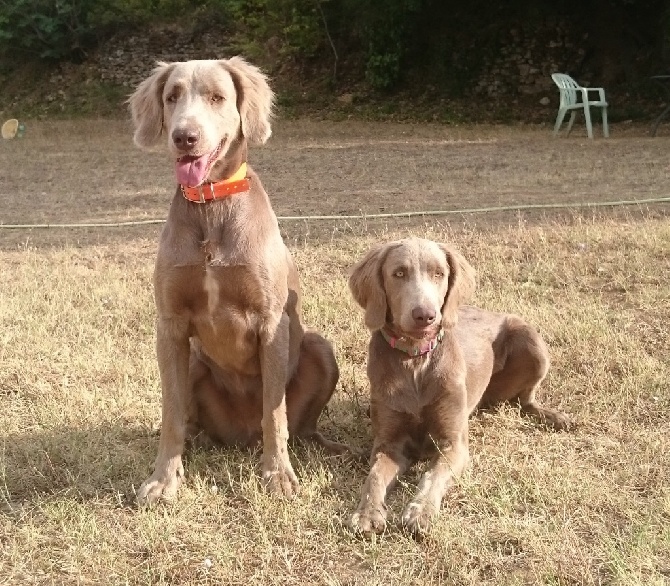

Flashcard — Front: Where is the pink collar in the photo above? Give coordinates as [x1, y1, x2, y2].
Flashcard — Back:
[380, 327, 444, 356]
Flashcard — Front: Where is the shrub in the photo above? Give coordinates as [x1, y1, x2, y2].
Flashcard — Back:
[209, 0, 323, 60]
[0, 0, 97, 61]
[0, 0, 200, 61]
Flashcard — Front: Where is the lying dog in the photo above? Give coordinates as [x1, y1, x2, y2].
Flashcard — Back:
[129, 58, 345, 505]
[348, 237, 569, 535]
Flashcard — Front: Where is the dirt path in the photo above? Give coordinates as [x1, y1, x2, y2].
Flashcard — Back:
[1, 119, 668, 247]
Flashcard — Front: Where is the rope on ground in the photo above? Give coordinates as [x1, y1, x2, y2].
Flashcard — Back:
[0, 196, 668, 229]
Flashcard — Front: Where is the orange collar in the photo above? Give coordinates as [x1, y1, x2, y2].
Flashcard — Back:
[180, 163, 249, 203]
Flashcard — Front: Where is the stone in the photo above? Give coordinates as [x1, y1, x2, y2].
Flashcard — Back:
[540, 96, 550, 106]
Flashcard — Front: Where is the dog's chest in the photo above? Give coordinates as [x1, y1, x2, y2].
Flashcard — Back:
[197, 261, 271, 367]
[406, 357, 437, 408]
[156, 255, 272, 374]
[383, 356, 438, 416]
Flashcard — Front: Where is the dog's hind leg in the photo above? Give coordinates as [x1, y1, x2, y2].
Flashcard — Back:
[512, 331, 570, 431]
[287, 332, 350, 455]
[517, 384, 571, 431]
[486, 321, 570, 431]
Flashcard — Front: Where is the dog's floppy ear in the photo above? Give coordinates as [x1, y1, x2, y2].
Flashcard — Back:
[128, 61, 175, 149]
[439, 243, 476, 328]
[348, 243, 391, 331]
[221, 56, 274, 145]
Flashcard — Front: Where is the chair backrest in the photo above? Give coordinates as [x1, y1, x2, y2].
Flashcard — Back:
[551, 73, 580, 107]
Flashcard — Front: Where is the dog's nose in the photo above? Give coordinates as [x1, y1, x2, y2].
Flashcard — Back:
[411, 306, 436, 327]
[172, 128, 200, 150]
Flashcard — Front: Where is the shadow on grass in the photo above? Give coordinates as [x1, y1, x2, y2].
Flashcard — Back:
[0, 402, 372, 511]
[1, 419, 157, 508]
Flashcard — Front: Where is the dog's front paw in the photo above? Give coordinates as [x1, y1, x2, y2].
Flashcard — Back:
[401, 501, 437, 536]
[136, 466, 183, 506]
[349, 505, 387, 537]
[261, 463, 300, 498]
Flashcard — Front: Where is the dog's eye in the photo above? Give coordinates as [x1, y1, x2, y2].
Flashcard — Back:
[393, 270, 404, 278]
[210, 94, 225, 104]
[165, 93, 178, 104]
[435, 271, 444, 279]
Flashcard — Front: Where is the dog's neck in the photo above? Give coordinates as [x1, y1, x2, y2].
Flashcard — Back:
[380, 325, 444, 357]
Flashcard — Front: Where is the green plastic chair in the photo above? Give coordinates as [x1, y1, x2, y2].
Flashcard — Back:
[551, 73, 609, 138]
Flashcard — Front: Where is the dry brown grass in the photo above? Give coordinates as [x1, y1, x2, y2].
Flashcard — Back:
[0, 120, 669, 585]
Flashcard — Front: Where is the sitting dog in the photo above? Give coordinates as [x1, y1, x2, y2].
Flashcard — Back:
[128, 58, 345, 505]
[347, 237, 569, 535]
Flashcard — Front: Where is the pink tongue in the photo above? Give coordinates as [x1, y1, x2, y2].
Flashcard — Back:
[175, 154, 210, 187]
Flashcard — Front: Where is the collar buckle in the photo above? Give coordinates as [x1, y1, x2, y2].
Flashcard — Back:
[196, 183, 216, 203]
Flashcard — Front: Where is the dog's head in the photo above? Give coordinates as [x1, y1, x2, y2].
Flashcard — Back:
[348, 238, 476, 337]
[128, 57, 274, 187]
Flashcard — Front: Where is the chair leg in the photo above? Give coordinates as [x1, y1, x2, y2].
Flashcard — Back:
[602, 106, 609, 138]
[566, 111, 577, 136]
[553, 108, 568, 136]
[583, 104, 594, 138]
[650, 104, 670, 136]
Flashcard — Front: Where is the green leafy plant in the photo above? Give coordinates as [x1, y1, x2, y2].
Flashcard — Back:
[209, 0, 323, 59]
[0, 0, 97, 60]
[0, 0, 201, 61]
